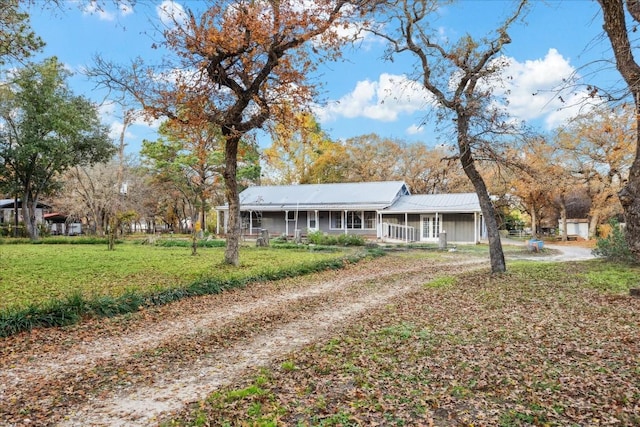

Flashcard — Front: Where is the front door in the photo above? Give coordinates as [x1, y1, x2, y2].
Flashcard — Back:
[307, 211, 318, 232]
[421, 214, 440, 241]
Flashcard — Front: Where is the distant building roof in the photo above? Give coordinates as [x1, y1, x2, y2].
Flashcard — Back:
[0, 199, 51, 209]
[383, 193, 481, 213]
[44, 213, 68, 223]
[234, 181, 410, 211]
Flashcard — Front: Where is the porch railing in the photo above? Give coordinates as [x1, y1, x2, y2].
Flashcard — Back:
[382, 222, 416, 242]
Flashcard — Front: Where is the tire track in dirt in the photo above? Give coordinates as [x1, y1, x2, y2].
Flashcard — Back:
[0, 253, 488, 426]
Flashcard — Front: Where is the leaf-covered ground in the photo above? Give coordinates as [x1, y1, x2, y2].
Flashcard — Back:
[1, 247, 638, 426]
[164, 260, 640, 427]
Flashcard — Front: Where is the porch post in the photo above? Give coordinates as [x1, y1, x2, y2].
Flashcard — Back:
[474, 212, 478, 243]
[285, 211, 289, 236]
[404, 213, 408, 242]
[315, 210, 319, 230]
[344, 210, 348, 235]
[249, 210, 253, 235]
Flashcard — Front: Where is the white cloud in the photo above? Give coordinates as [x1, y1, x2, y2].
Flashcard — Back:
[312, 49, 601, 136]
[157, 1, 188, 28]
[119, 2, 134, 17]
[81, 0, 134, 21]
[83, 1, 115, 21]
[406, 124, 424, 135]
[108, 120, 134, 141]
[316, 73, 433, 123]
[98, 101, 117, 121]
[499, 48, 600, 129]
[98, 102, 160, 143]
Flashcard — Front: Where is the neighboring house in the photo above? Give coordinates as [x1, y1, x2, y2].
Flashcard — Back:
[215, 181, 486, 244]
[0, 199, 51, 227]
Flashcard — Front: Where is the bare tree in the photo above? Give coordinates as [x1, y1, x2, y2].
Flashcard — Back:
[89, 0, 372, 265]
[368, 0, 528, 273]
[594, 0, 640, 260]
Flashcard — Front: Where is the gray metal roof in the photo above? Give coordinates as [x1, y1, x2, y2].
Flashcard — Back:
[384, 193, 481, 213]
[234, 181, 409, 211]
[0, 199, 51, 209]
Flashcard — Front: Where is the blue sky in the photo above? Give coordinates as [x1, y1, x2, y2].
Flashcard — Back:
[25, 0, 613, 157]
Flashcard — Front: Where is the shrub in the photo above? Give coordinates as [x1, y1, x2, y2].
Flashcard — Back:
[154, 238, 226, 248]
[592, 218, 636, 263]
[307, 230, 365, 246]
[0, 236, 114, 245]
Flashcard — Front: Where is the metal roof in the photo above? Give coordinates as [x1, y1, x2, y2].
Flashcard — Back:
[383, 193, 481, 213]
[235, 181, 409, 211]
[0, 199, 51, 209]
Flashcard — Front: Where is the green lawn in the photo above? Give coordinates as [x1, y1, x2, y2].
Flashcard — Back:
[0, 243, 352, 311]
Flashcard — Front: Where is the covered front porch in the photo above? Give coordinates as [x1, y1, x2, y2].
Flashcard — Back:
[216, 208, 380, 238]
[378, 212, 485, 244]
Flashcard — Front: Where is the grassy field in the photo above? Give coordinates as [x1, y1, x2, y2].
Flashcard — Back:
[163, 259, 640, 426]
[0, 241, 358, 312]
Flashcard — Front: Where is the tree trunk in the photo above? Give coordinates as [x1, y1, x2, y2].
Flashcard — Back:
[560, 199, 568, 242]
[597, 0, 640, 261]
[199, 194, 206, 238]
[191, 228, 198, 256]
[13, 194, 19, 238]
[619, 162, 640, 258]
[588, 212, 600, 240]
[530, 200, 537, 238]
[22, 191, 40, 240]
[108, 215, 116, 250]
[223, 132, 241, 266]
[457, 129, 506, 273]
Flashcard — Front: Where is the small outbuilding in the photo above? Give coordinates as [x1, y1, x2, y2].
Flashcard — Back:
[559, 218, 589, 240]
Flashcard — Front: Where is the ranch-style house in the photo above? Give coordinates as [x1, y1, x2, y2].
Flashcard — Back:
[216, 181, 486, 244]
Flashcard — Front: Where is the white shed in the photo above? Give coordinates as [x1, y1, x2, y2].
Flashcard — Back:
[559, 218, 589, 240]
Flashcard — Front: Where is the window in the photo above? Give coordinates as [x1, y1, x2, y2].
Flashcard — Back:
[286, 211, 296, 221]
[308, 211, 317, 229]
[332, 211, 375, 229]
[252, 211, 262, 228]
[330, 211, 343, 229]
[346, 211, 362, 229]
[422, 215, 440, 239]
[363, 211, 376, 229]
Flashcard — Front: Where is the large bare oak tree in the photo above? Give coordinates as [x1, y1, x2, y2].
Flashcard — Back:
[597, 0, 640, 261]
[369, 0, 528, 273]
[91, 0, 372, 265]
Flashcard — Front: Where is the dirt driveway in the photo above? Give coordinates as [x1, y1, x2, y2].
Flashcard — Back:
[0, 245, 587, 426]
